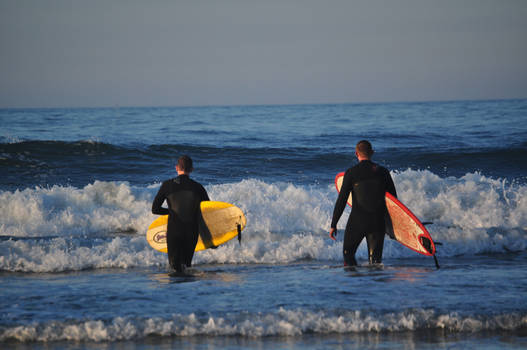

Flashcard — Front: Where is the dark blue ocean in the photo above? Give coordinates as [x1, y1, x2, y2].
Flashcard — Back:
[1, 100, 526, 349]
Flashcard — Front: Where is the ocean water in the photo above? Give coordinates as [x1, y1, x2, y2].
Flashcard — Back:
[1, 100, 526, 349]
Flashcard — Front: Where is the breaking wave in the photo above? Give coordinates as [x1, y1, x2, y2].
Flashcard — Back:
[1, 170, 526, 272]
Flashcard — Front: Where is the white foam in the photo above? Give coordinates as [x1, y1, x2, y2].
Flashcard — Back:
[1, 171, 526, 272]
[0, 181, 155, 237]
[392, 170, 527, 255]
[0, 134, 21, 144]
[0, 236, 165, 273]
[1, 308, 525, 342]
[208, 179, 333, 236]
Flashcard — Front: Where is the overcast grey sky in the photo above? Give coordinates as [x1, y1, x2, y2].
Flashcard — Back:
[1, 0, 526, 108]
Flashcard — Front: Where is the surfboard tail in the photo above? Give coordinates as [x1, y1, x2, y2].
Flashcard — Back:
[419, 236, 435, 256]
[419, 235, 440, 269]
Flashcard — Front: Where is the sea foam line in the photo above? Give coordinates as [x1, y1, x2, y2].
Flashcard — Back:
[1, 308, 526, 342]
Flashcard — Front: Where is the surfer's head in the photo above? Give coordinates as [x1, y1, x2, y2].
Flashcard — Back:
[356, 140, 374, 160]
[176, 155, 194, 174]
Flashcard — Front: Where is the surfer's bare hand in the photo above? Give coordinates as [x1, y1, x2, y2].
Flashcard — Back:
[329, 228, 337, 241]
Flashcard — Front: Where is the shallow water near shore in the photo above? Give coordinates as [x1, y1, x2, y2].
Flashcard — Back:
[2, 253, 527, 349]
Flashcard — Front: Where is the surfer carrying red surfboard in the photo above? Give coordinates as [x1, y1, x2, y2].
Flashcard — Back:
[330, 140, 397, 266]
[152, 155, 210, 273]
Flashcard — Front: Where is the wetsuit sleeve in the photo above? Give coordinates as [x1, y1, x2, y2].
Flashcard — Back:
[201, 184, 210, 202]
[385, 170, 397, 198]
[152, 182, 170, 215]
[331, 170, 352, 229]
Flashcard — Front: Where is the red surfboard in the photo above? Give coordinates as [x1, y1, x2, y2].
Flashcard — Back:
[335, 172, 436, 256]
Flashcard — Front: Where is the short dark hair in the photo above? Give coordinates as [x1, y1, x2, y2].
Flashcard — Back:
[177, 155, 194, 172]
[356, 140, 373, 157]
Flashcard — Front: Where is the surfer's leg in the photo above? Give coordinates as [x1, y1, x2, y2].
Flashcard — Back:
[166, 232, 182, 271]
[182, 225, 199, 267]
[366, 232, 385, 264]
[343, 226, 364, 266]
[167, 221, 186, 272]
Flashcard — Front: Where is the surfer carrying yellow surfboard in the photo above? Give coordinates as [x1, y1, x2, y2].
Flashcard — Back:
[152, 155, 210, 272]
[330, 140, 397, 266]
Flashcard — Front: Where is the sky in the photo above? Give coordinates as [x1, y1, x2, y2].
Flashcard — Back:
[1, 0, 526, 108]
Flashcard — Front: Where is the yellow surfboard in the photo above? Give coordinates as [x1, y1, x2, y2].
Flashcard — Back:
[146, 201, 247, 253]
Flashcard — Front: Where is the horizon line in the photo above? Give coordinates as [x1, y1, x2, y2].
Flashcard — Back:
[1, 97, 526, 110]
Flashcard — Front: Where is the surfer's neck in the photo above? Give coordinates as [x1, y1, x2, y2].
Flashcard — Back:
[355, 150, 372, 162]
[176, 168, 191, 177]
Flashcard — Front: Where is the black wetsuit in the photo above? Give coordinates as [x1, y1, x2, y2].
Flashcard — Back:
[331, 160, 397, 266]
[152, 175, 209, 272]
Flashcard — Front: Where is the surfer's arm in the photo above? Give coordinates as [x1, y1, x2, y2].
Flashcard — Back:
[386, 170, 397, 198]
[152, 182, 170, 215]
[201, 184, 210, 202]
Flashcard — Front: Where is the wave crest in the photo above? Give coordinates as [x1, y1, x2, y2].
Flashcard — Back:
[1, 171, 526, 272]
[2, 308, 525, 342]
